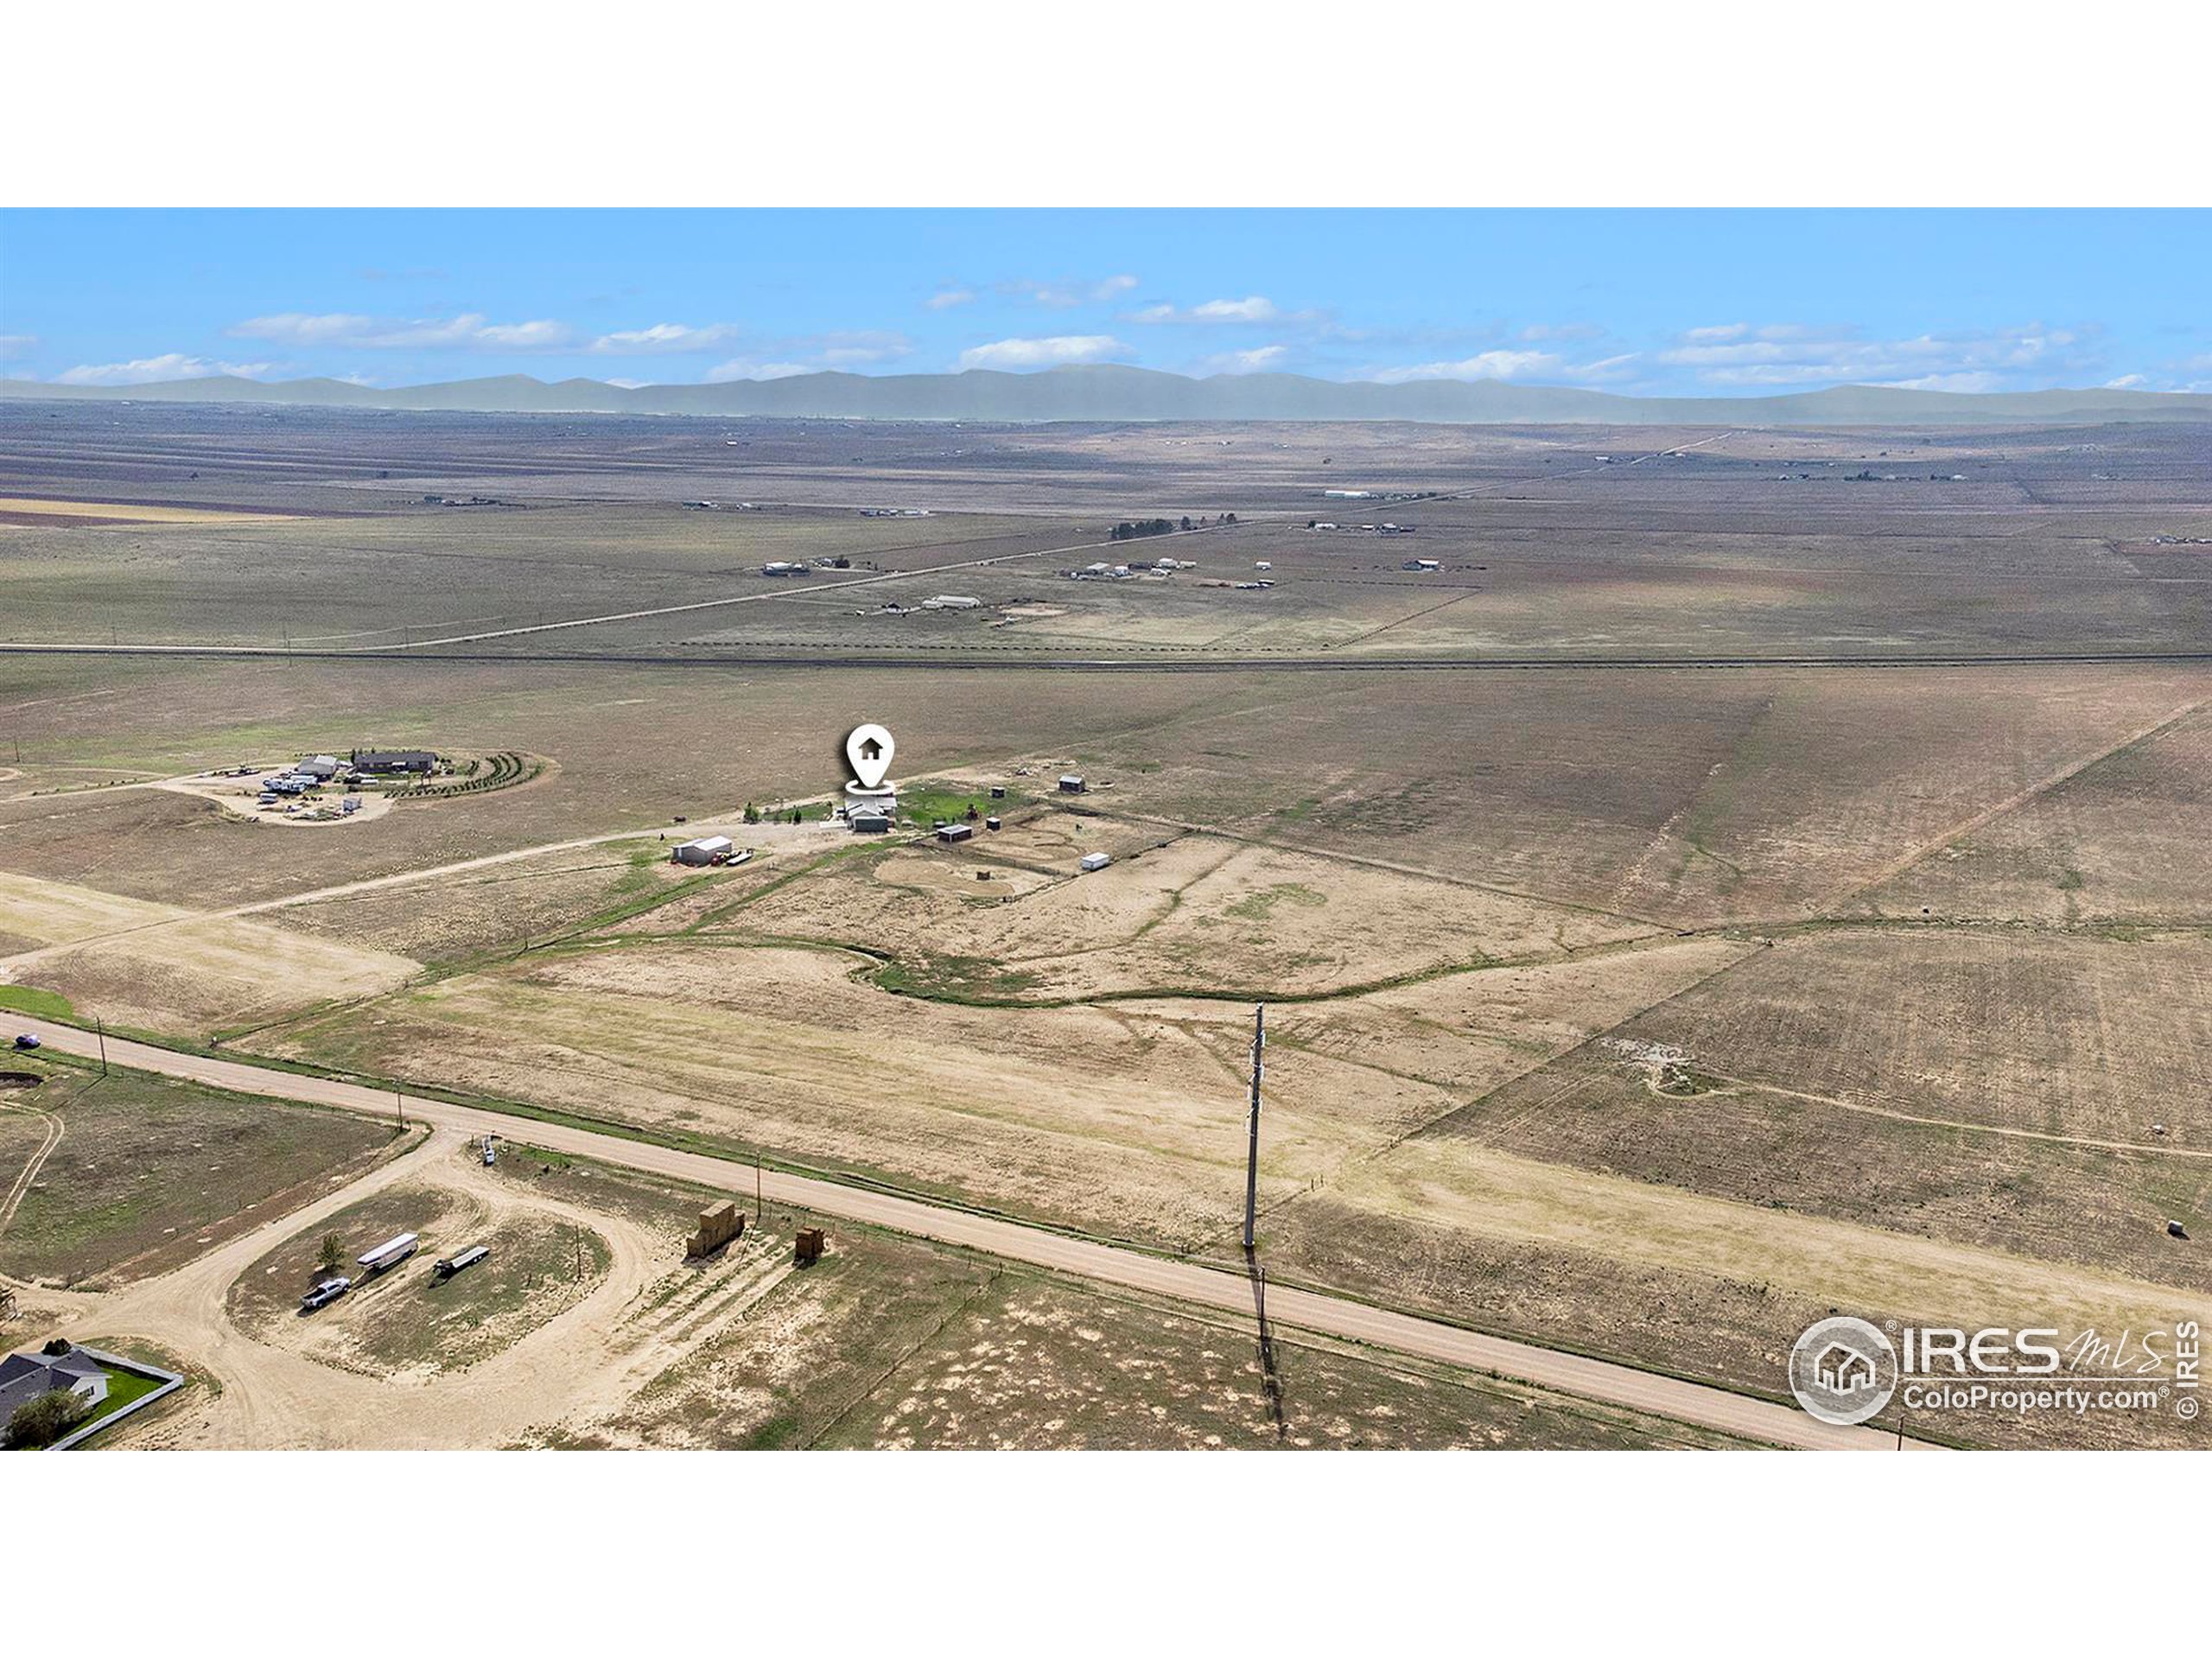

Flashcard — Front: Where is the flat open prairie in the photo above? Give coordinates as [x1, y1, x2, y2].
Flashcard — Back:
[7, 404, 2209, 1447]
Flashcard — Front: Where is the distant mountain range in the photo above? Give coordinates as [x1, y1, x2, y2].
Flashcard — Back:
[5, 365, 2208, 425]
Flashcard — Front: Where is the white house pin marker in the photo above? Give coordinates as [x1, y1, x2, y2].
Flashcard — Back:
[842, 723, 899, 833]
[846, 724, 895, 790]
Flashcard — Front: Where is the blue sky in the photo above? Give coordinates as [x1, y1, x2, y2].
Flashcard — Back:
[3, 209, 2206, 396]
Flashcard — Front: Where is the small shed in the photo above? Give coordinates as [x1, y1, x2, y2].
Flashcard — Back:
[936, 823, 974, 843]
[1059, 774, 1086, 793]
[672, 835, 734, 867]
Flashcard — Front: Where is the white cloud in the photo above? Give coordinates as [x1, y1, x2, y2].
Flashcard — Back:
[703, 359, 814, 383]
[1367, 349, 1562, 384]
[1135, 296, 1310, 326]
[1559, 353, 1643, 384]
[1363, 347, 1641, 387]
[999, 275, 1141, 308]
[1655, 323, 2094, 390]
[474, 319, 574, 349]
[56, 353, 274, 385]
[697, 332, 911, 381]
[810, 331, 912, 366]
[1873, 372, 2009, 394]
[230, 312, 575, 351]
[1204, 345, 1289, 374]
[2102, 373, 2148, 390]
[925, 288, 976, 310]
[958, 334, 1129, 371]
[588, 322, 742, 354]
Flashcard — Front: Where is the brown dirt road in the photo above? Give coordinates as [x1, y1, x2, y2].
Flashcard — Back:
[10, 1014, 1925, 1450]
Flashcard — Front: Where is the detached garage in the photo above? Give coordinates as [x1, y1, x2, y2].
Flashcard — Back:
[672, 835, 734, 866]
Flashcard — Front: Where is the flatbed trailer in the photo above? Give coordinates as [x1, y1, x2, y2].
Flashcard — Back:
[434, 1244, 491, 1279]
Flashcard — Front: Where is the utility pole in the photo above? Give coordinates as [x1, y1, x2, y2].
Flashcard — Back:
[396, 1086, 404, 1128]
[95, 1017, 108, 1076]
[1243, 1002, 1265, 1254]
[755, 1150, 764, 1225]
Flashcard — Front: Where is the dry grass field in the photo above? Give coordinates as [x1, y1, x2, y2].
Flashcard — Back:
[6, 404, 2209, 1447]
[0, 868, 421, 1036]
[488, 1148, 1755, 1450]
[0, 1056, 400, 1288]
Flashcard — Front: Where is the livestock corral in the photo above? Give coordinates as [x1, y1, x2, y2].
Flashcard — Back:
[3, 404, 2208, 1448]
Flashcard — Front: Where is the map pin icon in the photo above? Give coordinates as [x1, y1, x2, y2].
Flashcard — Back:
[846, 723, 895, 790]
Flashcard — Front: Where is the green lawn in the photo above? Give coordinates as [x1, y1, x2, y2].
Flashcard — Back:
[0, 984, 73, 1020]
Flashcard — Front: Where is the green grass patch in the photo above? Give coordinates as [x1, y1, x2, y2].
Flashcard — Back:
[0, 984, 73, 1020]
[1225, 881, 1327, 922]
[895, 781, 1000, 829]
[872, 952, 1044, 1001]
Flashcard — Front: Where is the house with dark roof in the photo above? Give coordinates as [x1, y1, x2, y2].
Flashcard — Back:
[0, 1344, 110, 1424]
[352, 749, 436, 774]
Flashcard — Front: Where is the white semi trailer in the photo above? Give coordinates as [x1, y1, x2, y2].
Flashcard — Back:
[357, 1232, 419, 1275]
